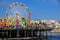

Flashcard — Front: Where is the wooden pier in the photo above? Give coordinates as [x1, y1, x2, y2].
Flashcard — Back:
[0, 28, 53, 40]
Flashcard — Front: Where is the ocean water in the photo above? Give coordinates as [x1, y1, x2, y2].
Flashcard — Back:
[33, 36, 60, 40]
[44, 33, 60, 40]
[49, 37, 60, 40]
[48, 35, 60, 40]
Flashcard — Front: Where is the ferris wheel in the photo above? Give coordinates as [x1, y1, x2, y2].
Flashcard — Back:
[6, 2, 30, 19]
[5, 2, 30, 28]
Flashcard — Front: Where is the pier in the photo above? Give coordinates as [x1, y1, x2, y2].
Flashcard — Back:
[0, 28, 53, 40]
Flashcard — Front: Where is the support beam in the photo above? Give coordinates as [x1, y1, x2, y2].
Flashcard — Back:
[28, 13, 30, 27]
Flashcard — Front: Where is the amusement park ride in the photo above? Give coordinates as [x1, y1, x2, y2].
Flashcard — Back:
[0, 2, 54, 39]
[0, 2, 30, 30]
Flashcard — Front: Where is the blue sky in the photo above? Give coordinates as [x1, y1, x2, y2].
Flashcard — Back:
[0, 0, 60, 20]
